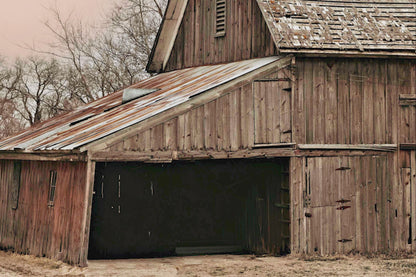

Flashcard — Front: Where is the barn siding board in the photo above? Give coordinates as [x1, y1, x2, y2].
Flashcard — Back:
[0, 160, 87, 264]
[165, 0, 277, 72]
[295, 58, 416, 145]
[98, 66, 293, 154]
[289, 154, 408, 255]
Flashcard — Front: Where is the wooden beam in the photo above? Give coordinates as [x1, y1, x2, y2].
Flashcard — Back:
[90, 148, 295, 162]
[146, 0, 189, 73]
[297, 144, 397, 152]
[79, 159, 96, 267]
[295, 150, 390, 157]
[279, 49, 416, 59]
[401, 144, 416, 150]
[90, 146, 396, 162]
[0, 151, 87, 162]
[253, 143, 296, 149]
[400, 94, 416, 101]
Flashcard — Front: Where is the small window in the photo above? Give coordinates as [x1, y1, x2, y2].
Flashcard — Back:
[48, 170, 57, 207]
[215, 0, 226, 37]
[10, 161, 21, 210]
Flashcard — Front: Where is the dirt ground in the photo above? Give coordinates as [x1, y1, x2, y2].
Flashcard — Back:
[0, 251, 416, 277]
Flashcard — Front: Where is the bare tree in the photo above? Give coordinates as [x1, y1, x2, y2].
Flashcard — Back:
[2, 57, 71, 126]
[40, 0, 167, 102]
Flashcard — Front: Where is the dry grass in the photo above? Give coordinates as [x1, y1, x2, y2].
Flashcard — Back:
[0, 250, 415, 276]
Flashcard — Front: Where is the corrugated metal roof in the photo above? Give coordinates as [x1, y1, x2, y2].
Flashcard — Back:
[257, 0, 416, 52]
[0, 57, 280, 151]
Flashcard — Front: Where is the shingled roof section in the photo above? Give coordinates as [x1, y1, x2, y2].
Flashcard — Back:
[257, 0, 416, 53]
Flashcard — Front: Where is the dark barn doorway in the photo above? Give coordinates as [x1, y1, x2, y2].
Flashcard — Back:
[88, 159, 290, 259]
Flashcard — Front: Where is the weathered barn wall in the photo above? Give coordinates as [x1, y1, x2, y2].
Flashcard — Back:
[293, 58, 416, 145]
[165, 0, 277, 72]
[0, 160, 88, 264]
[291, 153, 416, 254]
[102, 67, 293, 153]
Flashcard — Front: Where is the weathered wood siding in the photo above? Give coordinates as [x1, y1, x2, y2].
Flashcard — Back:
[291, 153, 416, 254]
[293, 58, 416, 145]
[0, 160, 88, 264]
[103, 67, 293, 153]
[254, 77, 292, 144]
[165, 0, 277, 72]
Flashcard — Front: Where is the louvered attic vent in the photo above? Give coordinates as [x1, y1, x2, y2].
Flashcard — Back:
[215, 0, 226, 37]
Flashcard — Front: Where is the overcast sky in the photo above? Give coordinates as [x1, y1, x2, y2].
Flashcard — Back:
[0, 0, 116, 58]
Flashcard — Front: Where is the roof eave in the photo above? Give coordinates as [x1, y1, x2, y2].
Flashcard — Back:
[279, 49, 416, 59]
[146, 0, 189, 73]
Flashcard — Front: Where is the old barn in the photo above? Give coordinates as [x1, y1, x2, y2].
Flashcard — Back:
[1, 0, 416, 266]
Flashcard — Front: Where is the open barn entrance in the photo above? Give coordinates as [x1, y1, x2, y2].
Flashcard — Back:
[88, 159, 290, 259]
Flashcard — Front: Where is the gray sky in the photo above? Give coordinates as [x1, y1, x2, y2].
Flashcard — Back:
[0, 0, 116, 58]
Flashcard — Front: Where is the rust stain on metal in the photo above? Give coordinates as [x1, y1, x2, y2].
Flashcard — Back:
[0, 57, 280, 151]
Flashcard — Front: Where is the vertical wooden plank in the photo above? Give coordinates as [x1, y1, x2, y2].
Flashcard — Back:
[204, 101, 217, 150]
[387, 61, 399, 144]
[222, 94, 231, 150]
[190, 108, 200, 150]
[280, 69, 292, 143]
[374, 60, 386, 144]
[184, 111, 192, 150]
[266, 81, 276, 143]
[304, 59, 313, 143]
[240, 85, 249, 148]
[324, 61, 337, 144]
[230, 89, 241, 151]
[313, 60, 326, 144]
[216, 95, 225, 150]
[337, 60, 350, 144]
[411, 151, 416, 250]
[362, 60, 374, 144]
[292, 58, 305, 143]
[164, 118, 178, 150]
[79, 160, 95, 266]
[290, 157, 301, 253]
[177, 114, 186, 151]
[349, 61, 363, 144]
[402, 167, 412, 250]
[151, 124, 164, 151]
[254, 82, 266, 144]
[376, 156, 388, 252]
[194, 0, 202, 66]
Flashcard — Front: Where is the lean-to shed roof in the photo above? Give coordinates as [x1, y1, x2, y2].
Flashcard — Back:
[257, 0, 416, 53]
[0, 57, 279, 152]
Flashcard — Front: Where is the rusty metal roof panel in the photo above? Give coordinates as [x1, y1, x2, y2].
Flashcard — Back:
[257, 0, 416, 53]
[0, 57, 280, 151]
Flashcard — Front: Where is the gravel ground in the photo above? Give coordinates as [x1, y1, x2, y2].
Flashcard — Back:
[0, 250, 415, 276]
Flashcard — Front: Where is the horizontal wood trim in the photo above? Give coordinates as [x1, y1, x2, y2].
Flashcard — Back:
[90, 148, 295, 162]
[253, 143, 296, 149]
[0, 151, 87, 162]
[399, 94, 416, 100]
[400, 143, 416, 150]
[297, 144, 397, 152]
[90, 147, 395, 162]
[280, 49, 416, 59]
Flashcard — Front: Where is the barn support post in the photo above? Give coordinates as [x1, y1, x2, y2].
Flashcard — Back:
[79, 158, 96, 266]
